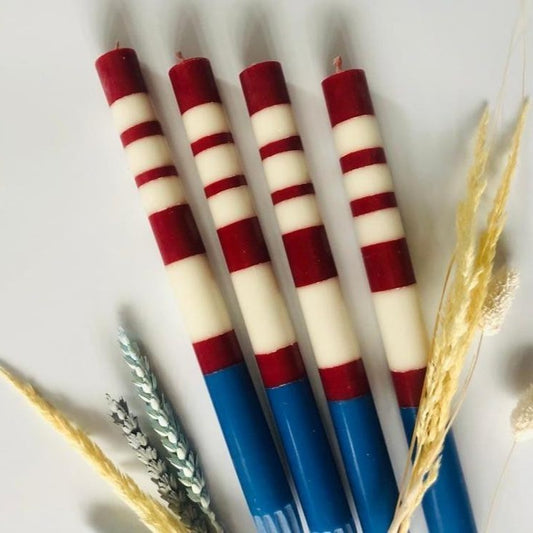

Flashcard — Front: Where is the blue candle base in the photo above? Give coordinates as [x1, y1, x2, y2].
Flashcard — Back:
[205, 362, 301, 531]
[400, 407, 477, 533]
[266, 378, 356, 533]
[253, 503, 302, 533]
[329, 394, 398, 533]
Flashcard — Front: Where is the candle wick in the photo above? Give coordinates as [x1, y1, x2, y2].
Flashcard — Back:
[333, 56, 343, 73]
[176, 51, 186, 62]
[115, 41, 120, 50]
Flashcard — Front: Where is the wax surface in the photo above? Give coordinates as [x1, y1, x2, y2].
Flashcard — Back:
[170, 56, 355, 533]
[322, 68, 428, 404]
[241, 60, 399, 533]
[95, 48, 299, 530]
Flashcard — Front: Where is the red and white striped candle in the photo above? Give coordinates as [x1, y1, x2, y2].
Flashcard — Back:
[239, 61, 369, 401]
[169, 57, 356, 533]
[95, 49, 242, 375]
[169, 57, 305, 388]
[322, 63, 428, 407]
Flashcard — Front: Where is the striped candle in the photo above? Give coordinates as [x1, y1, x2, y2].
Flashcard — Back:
[169, 57, 355, 533]
[95, 48, 301, 533]
[322, 63, 476, 533]
[240, 60, 398, 533]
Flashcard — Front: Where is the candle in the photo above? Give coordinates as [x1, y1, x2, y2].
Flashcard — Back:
[322, 61, 476, 532]
[240, 60, 398, 533]
[95, 48, 301, 532]
[169, 57, 355, 533]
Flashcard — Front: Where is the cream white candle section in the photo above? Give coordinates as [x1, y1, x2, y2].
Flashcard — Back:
[373, 285, 428, 371]
[182, 102, 229, 142]
[355, 208, 405, 247]
[262, 151, 309, 192]
[275, 195, 321, 235]
[138, 176, 186, 215]
[251, 104, 297, 146]
[298, 279, 360, 368]
[232, 263, 296, 354]
[344, 164, 394, 200]
[333, 115, 383, 157]
[208, 186, 255, 228]
[111, 93, 155, 131]
[124, 136, 173, 175]
[194, 144, 242, 186]
[166, 255, 233, 342]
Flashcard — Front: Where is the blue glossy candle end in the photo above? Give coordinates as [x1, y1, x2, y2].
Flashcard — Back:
[400, 407, 477, 533]
[253, 503, 302, 533]
[205, 362, 302, 531]
[329, 394, 398, 533]
[266, 378, 356, 533]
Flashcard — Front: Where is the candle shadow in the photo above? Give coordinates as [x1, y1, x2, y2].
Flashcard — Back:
[86, 502, 148, 533]
[233, 3, 276, 67]
[505, 345, 533, 394]
[89, 0, 135, 50]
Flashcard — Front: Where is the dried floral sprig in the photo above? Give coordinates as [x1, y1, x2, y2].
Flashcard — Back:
[480, 266, 520, 335]
[0, 364, 186, 533]
[485, 383, 533, 532]
[108, 396, 210, 532]
[118, 328, 222, 532]
[390, 100, 529, 533]
[511, 383, 533, 442]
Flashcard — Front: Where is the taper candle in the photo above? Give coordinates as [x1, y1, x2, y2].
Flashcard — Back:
[169, 56, 355, 533]
[322, 60, 476, 533]
[240, 60, 398, 533]
[95, 47, 301, 532]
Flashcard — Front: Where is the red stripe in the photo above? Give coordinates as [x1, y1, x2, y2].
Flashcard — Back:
[271, 183, 314, 205]
[120, 121, 162, 147]
[217, 218, 270, 273]
[204, 175, 247, 198]
[322, 68, 374, 127]
[319, 359, 370, 401]
[96, 48, 147, 105]
[169, 57, 221, 113]
[259, 136, 303, 160]
[240, 61, 290, 115]
[148, 205, 205, 265]
[340, 147, 386, 174]
[193, 331, 244, 374]
[361, 238, 416, 292]
[391, 368, 426, 408]
[135, 165, 178, 187]
[283, 226, 337, 287]
[350, 192, 397, 217]
[191, 132, 233, 156]
[256, 343, 305, 388]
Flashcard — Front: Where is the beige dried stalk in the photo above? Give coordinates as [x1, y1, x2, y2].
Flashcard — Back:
[390, 100, 529, 533]
[0, 365, 187, 533]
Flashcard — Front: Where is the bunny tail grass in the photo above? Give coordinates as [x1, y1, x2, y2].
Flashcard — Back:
[0, 365, 187, 533]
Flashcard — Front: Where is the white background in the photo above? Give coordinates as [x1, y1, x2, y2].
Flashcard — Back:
[0, 1, 532, 531]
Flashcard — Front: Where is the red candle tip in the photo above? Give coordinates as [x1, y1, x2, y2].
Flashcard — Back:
[333, 56, 343, 73]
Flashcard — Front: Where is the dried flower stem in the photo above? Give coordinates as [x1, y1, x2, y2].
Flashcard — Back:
[0, 365, 185, 533]
[390, 101, 529, 533]
[108, 396, 210, 532]
[118, 328, 222, 532]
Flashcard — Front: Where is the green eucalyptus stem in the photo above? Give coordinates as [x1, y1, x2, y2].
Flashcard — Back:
[117, 328, 223, 533]
[107, 396, 210, 532]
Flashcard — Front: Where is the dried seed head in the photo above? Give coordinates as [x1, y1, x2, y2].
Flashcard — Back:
[511, 384, 533, 442]
[479, 267, 519, 335]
